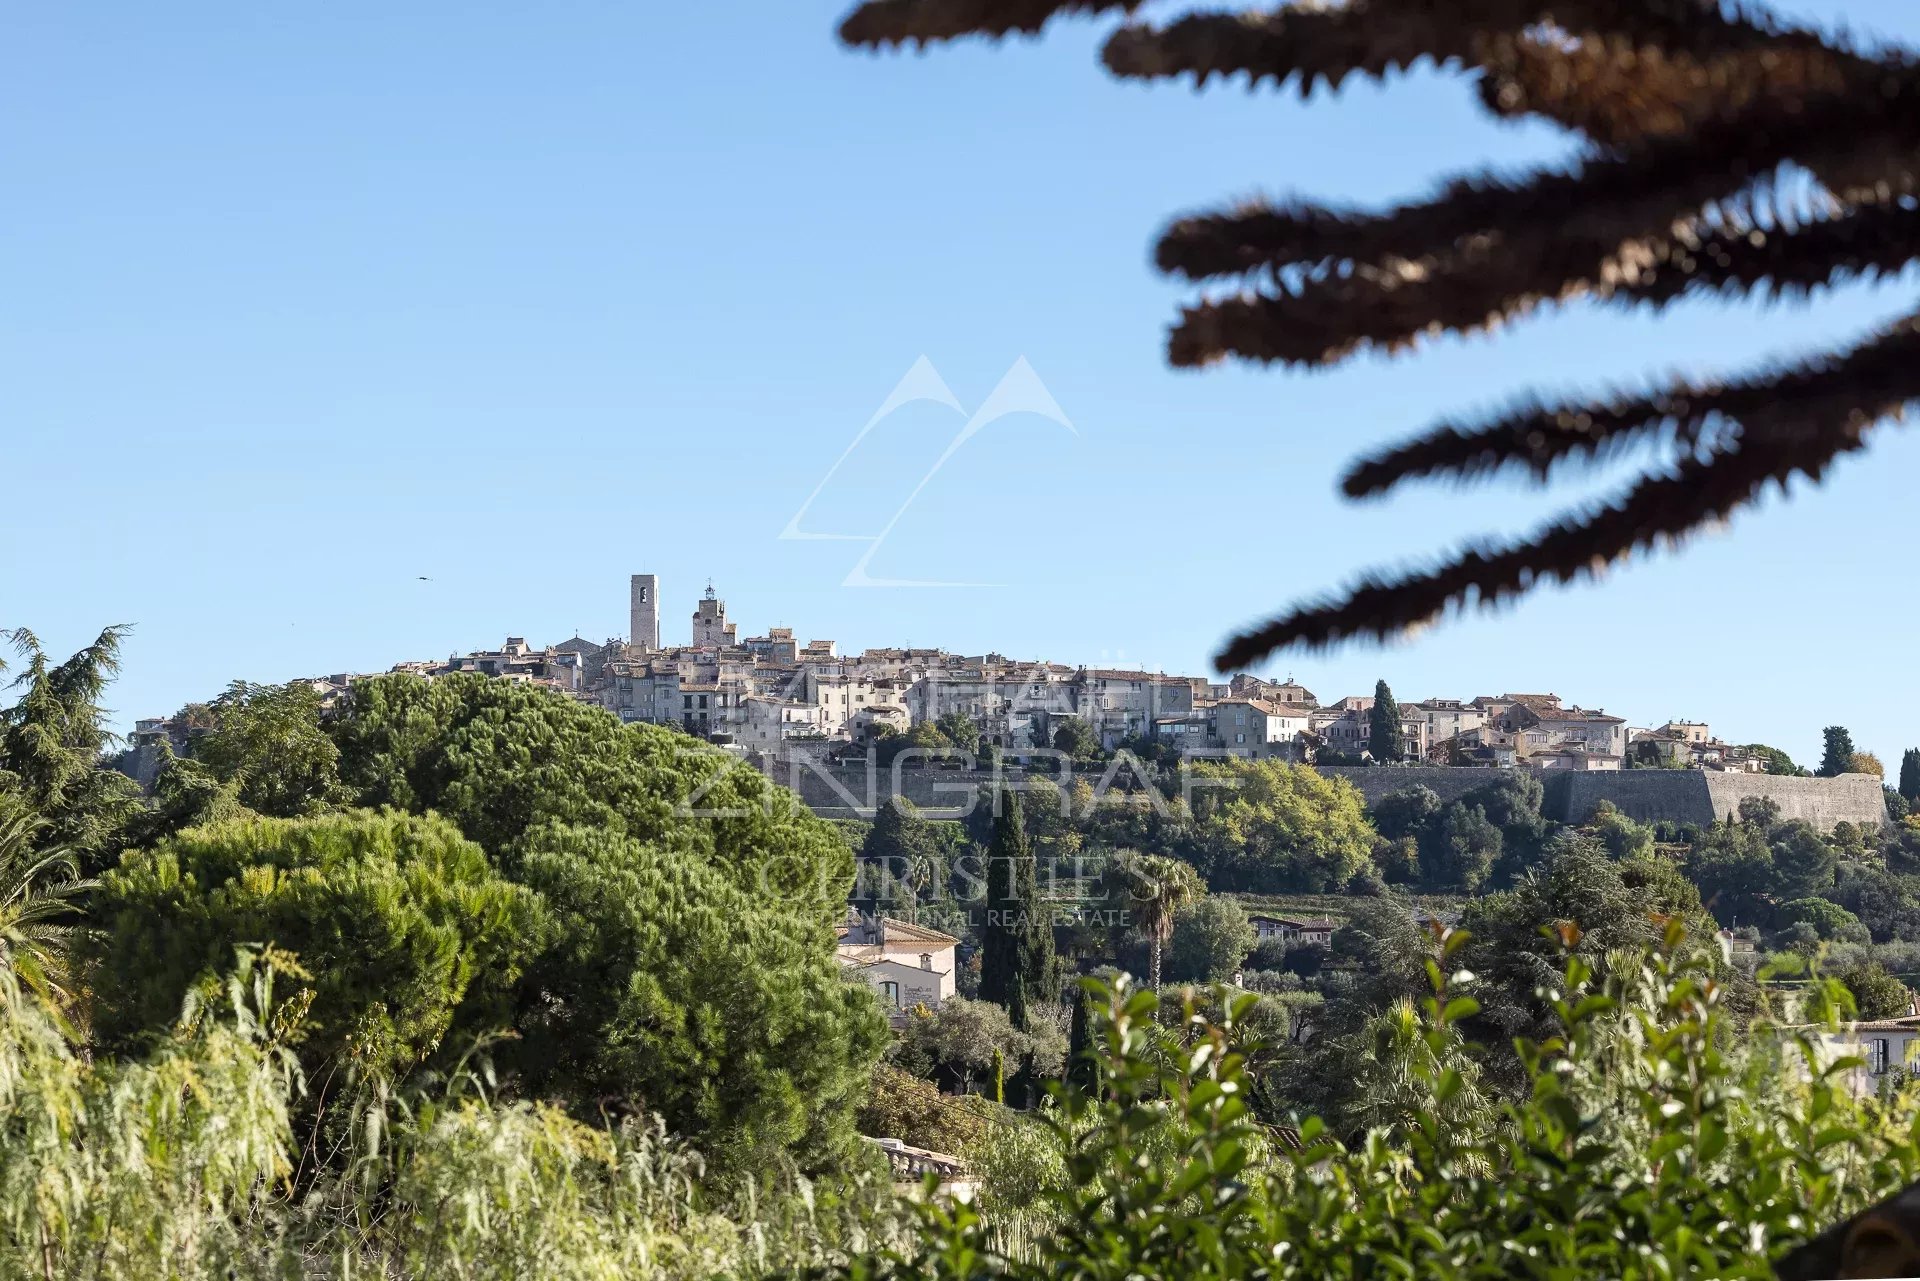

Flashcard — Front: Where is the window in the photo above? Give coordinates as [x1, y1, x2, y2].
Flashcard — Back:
[880, 980, 901, 1008]
[1874, 1038, 1892, 1074]
[682, 695, 692, 709]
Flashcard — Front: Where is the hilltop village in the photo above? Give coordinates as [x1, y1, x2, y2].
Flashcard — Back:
[135, 574, 1792, 778]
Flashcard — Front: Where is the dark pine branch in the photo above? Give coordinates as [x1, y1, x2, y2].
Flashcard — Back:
[839, 0, 1145, 48]
[1617, 198, 1920, 308]
[840, 0, 1920, 662]
[1213, 309, 1920, 662]
[1160, 71, 1920, 294]
[1215, 403, 1889, 664]
[1102, 7, 1488, 94]
[1475, 29, 1871, 147]
[1340, 306, 1920, 498]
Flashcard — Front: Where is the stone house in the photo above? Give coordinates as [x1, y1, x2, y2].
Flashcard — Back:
[1209, 699, 1313, 760]
[1249, 915, 1338, 947]
[1412, 698, 1488, 745]
[1228, 675, 1318, 707]
[836, 913, 960, 1015]
[1074, 669, 1197, 748]
[1796, 1016, 1920, 1099]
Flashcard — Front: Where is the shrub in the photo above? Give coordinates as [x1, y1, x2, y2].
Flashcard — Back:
[840, 929, 1920, 1278]
[858, 1063, 998, 1155]
[1164, 897, 1255, 983]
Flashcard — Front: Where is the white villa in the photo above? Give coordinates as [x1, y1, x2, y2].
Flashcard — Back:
[1795, 1015, 1920, 1099]
[1250, 915, 1339, 947]
[836, 911, 961, 1016]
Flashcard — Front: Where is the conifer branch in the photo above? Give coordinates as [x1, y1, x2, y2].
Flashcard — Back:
[1617, 198, 1920, 307]
[1215, 398, 1890, 663]
[1338, 309, 1920, 499]
[1159, 72, 1920, 297]
[839, 0, 1145, 48]
[838, 0, 1920, 660]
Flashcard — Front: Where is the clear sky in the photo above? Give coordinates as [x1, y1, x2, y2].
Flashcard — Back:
[4, 1, 1916, 771]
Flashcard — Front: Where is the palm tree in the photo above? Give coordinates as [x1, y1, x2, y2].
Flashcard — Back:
[0, 799, 97, 1001]
[1101, 849, 1203, 988]
[840, 1, 1920, 663]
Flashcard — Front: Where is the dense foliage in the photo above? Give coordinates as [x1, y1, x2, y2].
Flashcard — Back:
[9, 627, 1920, 1276]
[513, 821, 887, 1172]
[87, 809, 543, 1082]
[844, 933, 1920, 1279]
[1187, 759, 1375, 893]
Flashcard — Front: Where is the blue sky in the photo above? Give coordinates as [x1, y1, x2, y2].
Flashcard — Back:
[4, 1, 1916, 770]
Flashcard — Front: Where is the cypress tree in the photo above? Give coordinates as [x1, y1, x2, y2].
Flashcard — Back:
[1899, 748, 1920, 803]
[860, 796, 940, 917]
[1369, 680, 1403, 763]
[1818, 726, 1857, 778]
[1066, 982, 1095, 1092]
[977, 788, 1052, 1031]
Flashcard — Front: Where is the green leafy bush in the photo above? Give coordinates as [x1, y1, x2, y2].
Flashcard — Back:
[0, 949, 909, 1280]
[841, 926, 1920, 1279]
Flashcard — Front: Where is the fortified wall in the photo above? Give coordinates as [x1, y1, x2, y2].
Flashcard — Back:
[1545, 769, 1888, 832]
[759, 755, 1888, 833]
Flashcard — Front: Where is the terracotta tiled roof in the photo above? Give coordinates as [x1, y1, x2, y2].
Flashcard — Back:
[1795, 1017, 1920, 1033]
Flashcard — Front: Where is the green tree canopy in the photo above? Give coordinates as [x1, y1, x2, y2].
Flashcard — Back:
[512, 822, 886, 1175]
[0, 626, 143, 864]
[85, 809, 544, 1082]
[1740, 743, 1806, 777]
[859, 797, 942, 913]
[890, 996, 1063, 1094]
[1418, 803, 1502, 893]
[1460, 835, 1721, 1064]
[1838, 961, 1914, 1021]
[1050, 717, 1100, 761]
[1772, 898, 1869, 947]
[330, 673, 847, 903]
[1769, 821, 1838, 902]
[978, 790, 1053, 1030]
[1685, 820, 1776, 928]
[933, 711, 981, 757]
[190, 681, 350, 818]
[1369, 785, 1440, 844]
[1901, 748, 1920, 803]
[1818, 726, 1858, 778]
[1097, 849, 1203, 990]
[1190, 759, 1376, 893]
[1165, 896, 1255, 984]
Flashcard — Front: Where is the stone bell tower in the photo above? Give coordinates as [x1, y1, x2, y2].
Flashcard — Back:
[629, 574, 659, 652]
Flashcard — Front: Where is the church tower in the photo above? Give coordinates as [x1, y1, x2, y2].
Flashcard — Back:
[629, 574, 659, 651]
[690, 581, 736, 648]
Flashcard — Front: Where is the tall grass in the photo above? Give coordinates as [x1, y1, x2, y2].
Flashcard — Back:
[0, 948, 912, 1281]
